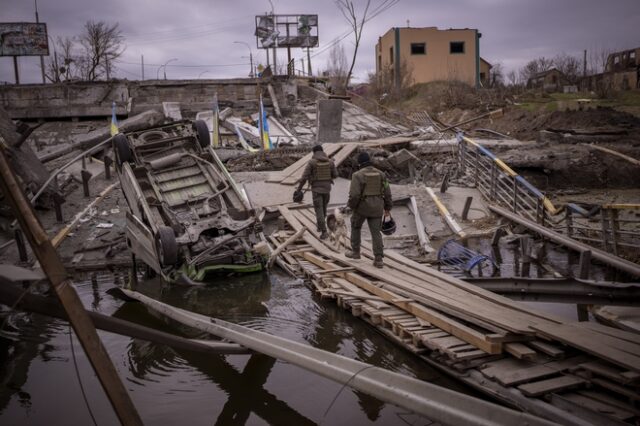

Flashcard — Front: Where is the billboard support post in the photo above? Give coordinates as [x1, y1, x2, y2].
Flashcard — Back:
[13, 56, 20, 84]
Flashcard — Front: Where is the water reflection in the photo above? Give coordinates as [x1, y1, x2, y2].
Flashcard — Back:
[0, 270, 455, 424]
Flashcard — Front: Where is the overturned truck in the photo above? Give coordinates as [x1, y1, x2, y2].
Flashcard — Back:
[114, 120, 264, 283]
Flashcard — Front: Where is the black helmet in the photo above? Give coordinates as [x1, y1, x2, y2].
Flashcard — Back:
[293, 189, 304, 203]
[381, 214, 396, 235]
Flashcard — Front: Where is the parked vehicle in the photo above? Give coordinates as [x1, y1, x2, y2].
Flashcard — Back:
[114, 120, 264, 283]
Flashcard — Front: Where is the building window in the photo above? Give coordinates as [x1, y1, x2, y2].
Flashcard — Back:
[389, 47, 394, 64]
[450, 41, 465, 54]
[410, 43, 426, 55]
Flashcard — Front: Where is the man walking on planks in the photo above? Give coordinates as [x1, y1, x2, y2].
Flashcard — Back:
[345, 152, 392, 268]
[296, 144, 338, 240]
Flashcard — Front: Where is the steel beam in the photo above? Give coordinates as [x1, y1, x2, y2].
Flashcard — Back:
[490, 205, 640, 278]
[121, 289, 556, 426]
[463, 277, 640, 305]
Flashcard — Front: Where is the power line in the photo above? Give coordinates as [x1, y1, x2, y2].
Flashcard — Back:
[117, 60, 250, 68]
[125, 15, 253, 40]
[310, 0, 400, 59]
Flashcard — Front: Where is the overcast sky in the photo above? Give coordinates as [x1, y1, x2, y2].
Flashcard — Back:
[1, 0, 639, 85]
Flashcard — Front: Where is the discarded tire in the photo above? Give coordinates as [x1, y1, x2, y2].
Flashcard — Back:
[193, 120, 211, 148]
[155, 226, 178, 266]
[114, 133, 132, 166]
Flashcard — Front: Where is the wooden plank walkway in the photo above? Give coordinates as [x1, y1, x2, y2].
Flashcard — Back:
[270, 206, 640, 425]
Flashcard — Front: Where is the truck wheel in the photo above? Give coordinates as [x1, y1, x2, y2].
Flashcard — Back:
[155, 226, 178, 266]
[114, 134, 132, 166]
[193, 120, 211, 148]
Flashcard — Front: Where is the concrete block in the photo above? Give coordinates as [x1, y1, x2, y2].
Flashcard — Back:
[316, 99, 342, 143]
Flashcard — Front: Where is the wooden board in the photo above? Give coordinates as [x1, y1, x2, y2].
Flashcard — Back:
[504, 343, 537, 360]
[293, 209, 542, 335]
[280, 144, 344, 185]
[518, 376, 586, 397]
[528, 340, 565, 359]
[533, 323, 640, 373]
[579, 361, 640, 385]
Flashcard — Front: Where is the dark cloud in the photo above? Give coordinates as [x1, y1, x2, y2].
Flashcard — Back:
[1, 0, 639, 84]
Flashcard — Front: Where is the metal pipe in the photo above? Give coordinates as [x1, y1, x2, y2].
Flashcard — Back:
[29, 137, 112, 205]
[121, 288, 556, 426]
[0, 281, 251, 355]
[489, 205, 640, 278]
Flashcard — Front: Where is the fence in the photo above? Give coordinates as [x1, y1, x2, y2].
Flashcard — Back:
[457, 133, 640, 256]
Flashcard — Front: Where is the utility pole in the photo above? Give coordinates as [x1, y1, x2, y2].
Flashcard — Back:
[307, 47, 312, 76]
[141, 54, 145, 80]
[268, 1, 277, 74]
[35, 0, 45, 84]
[0, 145, 143, 425]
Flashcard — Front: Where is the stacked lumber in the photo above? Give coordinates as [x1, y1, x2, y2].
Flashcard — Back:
[270, 205, 640, 424]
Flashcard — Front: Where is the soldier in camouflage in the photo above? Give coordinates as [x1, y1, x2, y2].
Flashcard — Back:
[296, 145, 338, 239]
[345, 152, 392, 268]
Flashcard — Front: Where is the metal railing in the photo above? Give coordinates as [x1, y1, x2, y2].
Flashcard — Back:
[457, 133, 640, 257]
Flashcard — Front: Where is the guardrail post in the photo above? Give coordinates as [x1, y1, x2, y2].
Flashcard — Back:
[474, 146, 480, 187]
[576, 249, 591, 322]
[489, 162, 497, 201]
[609, 209, 619, 256]
[600, 208, 609, 251]
[457, 132, 466, 174]
[512, 177, 518, 213]
[565, 208, 573, 238]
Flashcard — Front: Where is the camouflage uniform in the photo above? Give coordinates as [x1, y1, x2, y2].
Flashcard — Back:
[347, 165, 392, 259]
[297, 150, 338, 233]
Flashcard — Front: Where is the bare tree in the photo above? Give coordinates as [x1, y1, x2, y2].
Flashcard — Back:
[553, 53, 580, 84]
[489, 62, 504, 88]
[326, 42, 349, 95]
[519, 56, 554, 83]
[588, 46, 615, 75]
[78, 21, 125, 81]
[45, 36, 79, 82]
[335, 0, 372, 88]
[506, 69, 519, 86]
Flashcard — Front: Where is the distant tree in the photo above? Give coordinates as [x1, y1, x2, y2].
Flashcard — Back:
[519, 56, 554, 83]
[335, 0, 371, 88]
[45, 21, 125, 82]
[489, 62, 504, 88]
[45, 36, 80, 82]
[588, 46, 616, 74]
[326, 42, 349, 95]
[78, 21, 125, 81]
[553, 53, 580, 84]
[506, 69, 519, 86]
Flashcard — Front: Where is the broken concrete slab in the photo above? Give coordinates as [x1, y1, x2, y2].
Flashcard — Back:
[316, 99, 343, 143]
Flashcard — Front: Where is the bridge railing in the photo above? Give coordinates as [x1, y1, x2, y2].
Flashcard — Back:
[457, 133, 640, 257]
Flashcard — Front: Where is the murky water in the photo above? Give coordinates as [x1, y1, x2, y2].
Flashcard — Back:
[0, 270, 470, 425]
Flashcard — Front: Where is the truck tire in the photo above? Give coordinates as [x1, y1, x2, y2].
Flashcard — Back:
[155, 226, 178, 266]
[114, 134, 132, 166]
[193, 120, 211, 148]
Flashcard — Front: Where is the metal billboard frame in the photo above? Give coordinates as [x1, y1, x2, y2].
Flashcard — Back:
[254, 14, 318, 49]
[0, 22, 49, 57]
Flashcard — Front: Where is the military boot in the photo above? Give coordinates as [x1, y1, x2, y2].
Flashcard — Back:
[319, 231, 329, 240]
[345, 250, 361, 260]
[373, 257, 384, 268]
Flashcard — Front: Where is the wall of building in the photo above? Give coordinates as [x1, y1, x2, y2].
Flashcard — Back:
[480, 60, 491, 87]
[376, 27, 479, 87]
